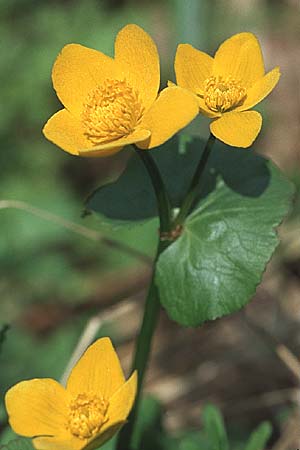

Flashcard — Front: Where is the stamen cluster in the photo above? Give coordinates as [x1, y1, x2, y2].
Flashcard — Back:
[82, 79, 144, 144]
[67, 393, 109, 439]
[203, 75, 247, 113]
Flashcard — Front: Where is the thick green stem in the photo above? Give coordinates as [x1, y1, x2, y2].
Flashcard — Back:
[116, 147, 172, 450]
[116, 239, 169, 450]
[173, 133, 215, 226]
[130, 242, 168, 387]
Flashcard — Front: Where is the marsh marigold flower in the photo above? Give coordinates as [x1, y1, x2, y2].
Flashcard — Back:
[43, 24, 198, 157]
[173, 32, 280, 147]
[5, 338, 137, 450]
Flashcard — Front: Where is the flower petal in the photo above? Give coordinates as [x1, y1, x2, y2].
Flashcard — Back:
[237, 67, 280, 111]
[43, 109, 148, 158]
[114, 24, 160, 110]
[169, 80, 219, 118]
[81, 372, 137, 450]
[33, 436, 83, 450]
[67, 338, 125, 400]
[83, 423, 124, 450]
[79, 129, 151, 156]
[137, 86, 199, 149]
[210, 110, 262, 148]
[5, 379, 68, 438]
[101, 371, 137, 433]
[213, 33, 265, 88]
[175, 43, 213, 92]
[43, 109, 91, 155]
[52, 44, 120, 116]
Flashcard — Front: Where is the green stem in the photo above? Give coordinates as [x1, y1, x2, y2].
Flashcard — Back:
[116, 147, 172, 450]
[130, 243, 167, 388]
[117, 239, 169, 450]
[173, 133, 215, 226]
[135, 148, 172, 233]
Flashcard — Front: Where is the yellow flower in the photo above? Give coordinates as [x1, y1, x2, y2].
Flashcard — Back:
[173, 32, 280, 147]
[5, 338, 137, 450]
[43, 24, 198, 157]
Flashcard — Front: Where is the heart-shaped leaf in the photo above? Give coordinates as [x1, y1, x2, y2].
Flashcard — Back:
[156, 146, 294, 326]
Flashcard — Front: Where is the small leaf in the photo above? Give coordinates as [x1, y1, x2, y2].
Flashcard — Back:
[202, 404, 229, 450]
[244, 422, 272, 450]
[156, 142, 294, 326]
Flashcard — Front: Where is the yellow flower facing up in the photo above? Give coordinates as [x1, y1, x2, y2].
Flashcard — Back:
[5, 338, 137, 450]
[174, 32, 280, 147]
[43, 24, 199, 157]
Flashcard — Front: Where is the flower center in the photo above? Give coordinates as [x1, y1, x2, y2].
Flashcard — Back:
[67, 393, 109, 440]
[201, 75, 247, 113]
[82, 79, 144, 145]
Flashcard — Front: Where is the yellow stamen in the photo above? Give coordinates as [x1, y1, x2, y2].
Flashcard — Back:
[200, 75, 247, 113]
[67, 393, 109, 440]
[82, 79, 144, 145]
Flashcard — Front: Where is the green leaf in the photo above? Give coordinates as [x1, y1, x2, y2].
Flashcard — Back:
[156, 141, 294, 326]
[85, 137, 214, 225]
[244, 422, 272, 450]
[202, 404, 229, 450]
[85, 149, 157, 224]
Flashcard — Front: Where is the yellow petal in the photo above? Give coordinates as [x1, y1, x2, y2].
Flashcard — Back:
[82, 373, 137, 450]
[80, 147, 123, 158]
[52, 44, 120, 116]
[43, 109, 91, 156]
[101, 371, 137, 434]
[175, 43, 213, 92]
[43, 109, 147, 157]
[83, 371, 137, 450]
[213, 33, 265, 88]
[169, 80, 219, 118]
[137, 86, 199, 149]
[237, 67, 280, 111]
[210, 110, 262, 148]
[67, 338, 125, 400]
[115, 24, 160, 110]
[79, 129, 151, 156]
[167, 80, 176, 87]
[83, 423, 125, 450]
[5, 379, 68, 438]
[33, 435, 83, 450]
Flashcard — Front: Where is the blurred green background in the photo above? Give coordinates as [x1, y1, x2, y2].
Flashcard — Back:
[0, 0, 299, 448]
